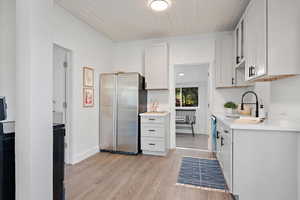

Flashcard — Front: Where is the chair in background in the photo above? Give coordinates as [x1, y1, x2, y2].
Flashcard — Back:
[176, 109, 196, 136]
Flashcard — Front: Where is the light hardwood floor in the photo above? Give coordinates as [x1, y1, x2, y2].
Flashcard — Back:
[176, 133, 209, 150]
[65, 149, 232, 200]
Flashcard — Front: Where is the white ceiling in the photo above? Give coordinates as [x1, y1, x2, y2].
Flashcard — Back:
[55, 0, 250, 42]
[175, 64, 209, 85]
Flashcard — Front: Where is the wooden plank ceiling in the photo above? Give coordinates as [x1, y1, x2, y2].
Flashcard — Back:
[55, 0, 250, 41]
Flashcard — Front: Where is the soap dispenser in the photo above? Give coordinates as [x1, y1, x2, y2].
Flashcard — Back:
[258, 98, 267, 120]
[259, 102, 268, 120]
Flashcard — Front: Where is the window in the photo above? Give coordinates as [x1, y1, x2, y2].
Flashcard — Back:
[176, 88, 181, 107]
[175, 87, 198, 107]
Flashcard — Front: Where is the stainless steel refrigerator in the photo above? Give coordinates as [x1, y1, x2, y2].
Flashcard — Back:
[99, 72, 147, 154]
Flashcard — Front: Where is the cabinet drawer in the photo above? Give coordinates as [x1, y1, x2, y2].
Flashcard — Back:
[141, 116, 164, 124]
[141, 138, 165, 152]
[141, 125, 164, 138]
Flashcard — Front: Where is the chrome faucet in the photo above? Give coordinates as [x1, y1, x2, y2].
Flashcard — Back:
[241, 91, 259, 118]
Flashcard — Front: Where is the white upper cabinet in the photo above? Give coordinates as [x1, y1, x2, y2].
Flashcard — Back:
[234, 16, 253, 87]
[215, 33, 235, 88]
[235, 18, 245, 66]
[244, 0, 300, 81]
[145, 43, 169, 90]
[267, 0, 300, 78]
[215, 33, 251, 88]
[244, 0, 267, 81]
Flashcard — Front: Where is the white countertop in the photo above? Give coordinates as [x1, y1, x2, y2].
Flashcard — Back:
[140, 112, 170, 116]
[0, 120, 15, 134]
[214, 113, 300, 132]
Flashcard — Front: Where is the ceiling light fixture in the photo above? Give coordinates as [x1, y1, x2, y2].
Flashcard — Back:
[178, 73, 185, 77]
[148, 0, 171, 12]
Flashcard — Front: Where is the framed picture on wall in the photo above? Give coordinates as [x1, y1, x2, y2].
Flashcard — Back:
[83, 66, 94, 87]
[83, 88, 94, 107]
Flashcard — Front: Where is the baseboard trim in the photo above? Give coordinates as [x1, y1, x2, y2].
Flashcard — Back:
[176, 147, 212, 153]
[71, 146, 99, 165]
[176, 131, 208, 135]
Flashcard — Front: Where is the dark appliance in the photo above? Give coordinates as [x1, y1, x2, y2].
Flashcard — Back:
[100, 73, 147, 154]
[0, 123, 65, 200]
[0, 124, 15, 200]
[53, 124, 65, 200]
[0, 97, 7, 121]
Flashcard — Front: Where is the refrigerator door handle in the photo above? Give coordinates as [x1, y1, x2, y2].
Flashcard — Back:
[113, 75, 118, 151]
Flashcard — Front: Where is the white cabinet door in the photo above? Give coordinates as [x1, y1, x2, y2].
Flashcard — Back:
[145, 43, 169, 90]
[252, 0, 267, 78]
[215, 33, 234, 88]
[222, 128, 232, 192]
[217, 121, 233, 192]
[267, 0, 300, 77]
[216, 125, 222, 161]
[245, 0, 267, 80]
[235, 18, 245, 65]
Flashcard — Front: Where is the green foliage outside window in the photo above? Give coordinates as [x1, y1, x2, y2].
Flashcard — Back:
[176, 88, 181, 107]
[175, 87, 198, 107]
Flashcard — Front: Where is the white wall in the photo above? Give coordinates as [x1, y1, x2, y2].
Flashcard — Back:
[1, 1, 114, 165]
[299, 134, 300, 200]
[2, 2, 113, 199]
[53, 4, 113, 164]
[112, 33, 249, 148]
[15, 0, 53, 199]
[53, 45, 67, 116]
[269, 76, 300, 123]
[0, 0, 16, 121]
[175, 64, 209, 85]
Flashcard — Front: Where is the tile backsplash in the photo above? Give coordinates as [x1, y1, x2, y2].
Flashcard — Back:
[147, 90, 170, 112]
[269, 76, 300, 124]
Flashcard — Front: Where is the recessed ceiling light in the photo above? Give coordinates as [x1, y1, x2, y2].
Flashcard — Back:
[178, 73, 185, 77]
[148, 0, 171, 12]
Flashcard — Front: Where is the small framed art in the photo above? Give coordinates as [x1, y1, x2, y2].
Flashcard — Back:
[83, 66, 94, 87]
[83, 88, 94, 107]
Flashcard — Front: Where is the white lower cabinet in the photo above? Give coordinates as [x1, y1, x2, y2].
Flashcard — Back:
[140, 113, 170, 156]
[141, 138, 165, 152]
[141, 124, 165, 138]
[216, 121, 233, 192]
[221, 128, 232, 191]
[217, 119, 299, 200]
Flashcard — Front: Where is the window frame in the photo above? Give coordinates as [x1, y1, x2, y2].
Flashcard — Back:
[175, 87, 199, 108]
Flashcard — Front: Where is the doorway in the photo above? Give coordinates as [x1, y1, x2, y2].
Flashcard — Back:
[53, 44, 72, 164]
[174, 64, 209, 150]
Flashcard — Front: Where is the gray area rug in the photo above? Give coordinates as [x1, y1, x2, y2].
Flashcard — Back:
[177, 157, 227, 191]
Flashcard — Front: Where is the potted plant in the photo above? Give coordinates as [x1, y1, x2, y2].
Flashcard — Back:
[224, 101, 238, 115]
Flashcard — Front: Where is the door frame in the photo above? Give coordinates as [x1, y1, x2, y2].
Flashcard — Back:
[170, 62, 212, 151]
[53, 44, 73, 164]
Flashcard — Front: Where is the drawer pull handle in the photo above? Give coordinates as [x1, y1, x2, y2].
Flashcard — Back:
[148, 130, 156, 132]
[224, 130, 229, 133]
[149, 143, 156, 146]
[221, 137, 225, 146]
[149, 118, 156, 121]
